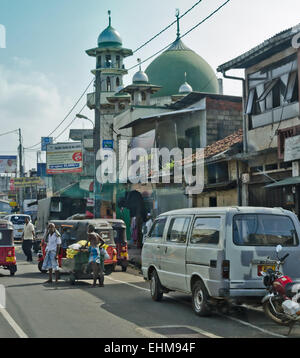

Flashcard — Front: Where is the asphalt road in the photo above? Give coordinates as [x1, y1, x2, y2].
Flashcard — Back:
[1, 244, 300, 340]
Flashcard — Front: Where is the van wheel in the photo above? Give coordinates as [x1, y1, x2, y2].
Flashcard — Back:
[192, 281, 211, 316]
[150, 270, 163, 302]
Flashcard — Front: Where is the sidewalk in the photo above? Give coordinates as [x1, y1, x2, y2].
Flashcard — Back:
[128, 245, 142, 268]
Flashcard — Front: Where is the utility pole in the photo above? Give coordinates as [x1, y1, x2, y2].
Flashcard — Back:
[94, 68, 102, 218]
[18, 128, 24, 212]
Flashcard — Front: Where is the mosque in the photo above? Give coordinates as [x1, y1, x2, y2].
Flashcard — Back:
[86, 10, 221, 145]
[83, 11, 242, 246]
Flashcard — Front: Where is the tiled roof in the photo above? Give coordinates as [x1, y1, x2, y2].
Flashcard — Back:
[181, 129, 243, 166]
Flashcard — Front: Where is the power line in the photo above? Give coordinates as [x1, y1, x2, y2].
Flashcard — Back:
[53, 103, 87, 141]
[23, 0, 230, 150]
[128, 0, 231, 72]
[24, 78, 94, 150]
[132, 0, 204, 54]
[0, 129, 19, 137]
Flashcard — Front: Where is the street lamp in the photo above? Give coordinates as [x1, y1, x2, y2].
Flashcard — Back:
[75, 113, 98, 218]
[76, 114, 94, 127]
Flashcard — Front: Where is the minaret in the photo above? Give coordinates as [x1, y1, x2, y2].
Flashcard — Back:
[85, 10, 133, 140]
[86, 10, 133, 99]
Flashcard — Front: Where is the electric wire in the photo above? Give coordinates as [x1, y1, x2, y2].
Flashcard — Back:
[23, 0, 230, 150]
[128, 0, 231, 72]
[0, 129, 19, 137]
[24, 78, 94, 150]
[132, 0, 204, 54]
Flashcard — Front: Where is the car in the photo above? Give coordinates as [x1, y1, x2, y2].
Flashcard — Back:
[141, 206, 300, 316]
[3, 214, 31, 240]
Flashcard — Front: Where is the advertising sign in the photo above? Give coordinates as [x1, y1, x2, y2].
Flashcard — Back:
[41, 137, 53, 151]
[10, 177, 44, 188]
[46, 142, 83, 174]
[284, 135, 300, 162]
[0, 156, 17, 174]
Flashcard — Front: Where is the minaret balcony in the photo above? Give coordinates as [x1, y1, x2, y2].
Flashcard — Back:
[87, 92, 115, 109]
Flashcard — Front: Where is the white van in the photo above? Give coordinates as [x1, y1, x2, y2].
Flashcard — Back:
[141, 207, 300, 316]
[4, 214, 31, 240]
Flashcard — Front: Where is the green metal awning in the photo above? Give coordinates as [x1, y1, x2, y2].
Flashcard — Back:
[265, 176, 300, 188]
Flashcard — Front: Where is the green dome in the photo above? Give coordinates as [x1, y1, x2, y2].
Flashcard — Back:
[145, 39, 219, 98]
[98, 25, 122, 48]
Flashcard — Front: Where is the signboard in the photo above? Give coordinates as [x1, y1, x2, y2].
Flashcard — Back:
[0, 156, 17, 174]
[46, 142, 83, 174]
[102, 140, 114, 150]
[41, 137, 53, 151]
[10, 177, 44, 188]
[284, 135, 300, 162]
[37, 163, 47, 177]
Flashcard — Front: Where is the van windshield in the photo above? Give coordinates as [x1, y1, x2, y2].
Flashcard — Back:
[233, 214, 299, 246]
[10, 216, 29, 225]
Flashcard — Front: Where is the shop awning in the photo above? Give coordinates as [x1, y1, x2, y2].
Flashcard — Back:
[265, 176, 300, 188]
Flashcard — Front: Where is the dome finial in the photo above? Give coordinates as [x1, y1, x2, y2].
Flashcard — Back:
[108, 10, 111, 26]
[176, 8, 180, 40]
[137, 58, 142, 71]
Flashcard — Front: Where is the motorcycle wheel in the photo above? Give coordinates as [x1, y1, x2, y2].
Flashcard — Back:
[263, 299, 290, 326]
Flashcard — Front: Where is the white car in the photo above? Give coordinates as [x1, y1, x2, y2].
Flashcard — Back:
[4, 214, 31, 240]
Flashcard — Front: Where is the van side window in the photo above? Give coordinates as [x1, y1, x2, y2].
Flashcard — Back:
[190, 217, 220, 245]
[166, 217, 191, 243]
[148, 217, 167, 238]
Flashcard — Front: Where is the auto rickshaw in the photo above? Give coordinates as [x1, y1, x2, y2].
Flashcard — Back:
[106, 219, 129, 272]
[0, 220, 17, 276]
[37, 219, 118, 281]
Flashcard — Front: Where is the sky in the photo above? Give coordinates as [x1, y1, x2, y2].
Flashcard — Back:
[0, 0, 300, 171]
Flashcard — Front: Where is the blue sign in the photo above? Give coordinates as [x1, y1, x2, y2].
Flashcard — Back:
[41, 137, 53, 151]
[37, 163, 47, 177]
[102, 140, 114, 150]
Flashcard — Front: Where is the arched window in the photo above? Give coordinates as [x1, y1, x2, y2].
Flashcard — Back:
[116, 77, 120, 87]
[106, 77, 111, 92]
[141, 92, 146, 101]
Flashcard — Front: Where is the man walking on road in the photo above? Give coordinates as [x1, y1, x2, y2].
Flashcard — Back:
[42, 223, 61, 284]
[22, 217, 36, 262]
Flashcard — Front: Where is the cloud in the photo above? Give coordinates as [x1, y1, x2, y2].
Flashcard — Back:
[0, 60, 74, 171]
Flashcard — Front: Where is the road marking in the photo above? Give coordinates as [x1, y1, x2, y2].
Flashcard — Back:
[0, 307, 28, 338]
[219, 314, 287, 338]
[107, 274, 288, 339]
[135, 327, 166, 338]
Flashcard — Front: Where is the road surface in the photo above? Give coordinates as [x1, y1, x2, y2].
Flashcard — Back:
[0, 244, 299, 339]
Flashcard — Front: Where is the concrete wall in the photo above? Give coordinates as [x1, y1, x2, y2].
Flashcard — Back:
[195, 188, 238, 207]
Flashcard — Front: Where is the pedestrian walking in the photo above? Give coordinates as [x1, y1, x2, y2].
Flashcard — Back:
[21, 217, 36, 262]
[42, 223, 62, 284]
[82, 232, 105, 288]
[142, 213, 153, 244]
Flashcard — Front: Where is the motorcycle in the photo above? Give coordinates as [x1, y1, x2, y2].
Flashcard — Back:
[261, 244, 300, 334]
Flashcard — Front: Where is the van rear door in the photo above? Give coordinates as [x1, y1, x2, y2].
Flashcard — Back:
[226, 212, 300, 294]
